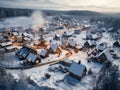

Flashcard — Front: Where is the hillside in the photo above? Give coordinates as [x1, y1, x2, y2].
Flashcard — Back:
[0, 7, 103, 18]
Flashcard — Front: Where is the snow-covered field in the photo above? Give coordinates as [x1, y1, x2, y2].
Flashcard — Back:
[0, 17, 33, 28]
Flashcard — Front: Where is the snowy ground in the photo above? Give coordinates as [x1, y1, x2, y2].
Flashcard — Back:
[0, 17, 33, 28]
[0, 52, 22, 67]
[5, 49, 103, 90]
[0, 16, 119, 90]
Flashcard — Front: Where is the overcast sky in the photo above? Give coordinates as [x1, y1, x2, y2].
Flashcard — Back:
[0, 0, 120, 12]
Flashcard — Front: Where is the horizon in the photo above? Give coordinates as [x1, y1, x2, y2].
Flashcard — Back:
[0, 0, 120, 13]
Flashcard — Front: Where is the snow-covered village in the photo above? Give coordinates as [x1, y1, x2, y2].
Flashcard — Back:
[0, 0, 120, 90]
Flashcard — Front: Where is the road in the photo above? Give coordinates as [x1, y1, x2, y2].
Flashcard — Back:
[1, 51, 72, 69]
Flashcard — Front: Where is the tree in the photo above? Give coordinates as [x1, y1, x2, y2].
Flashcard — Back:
[94, 61, 120, 90]
[0, 49, 5, 61]
[0, 68, 7, 90]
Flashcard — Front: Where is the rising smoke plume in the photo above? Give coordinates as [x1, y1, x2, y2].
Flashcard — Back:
[31, 10, 45, 31]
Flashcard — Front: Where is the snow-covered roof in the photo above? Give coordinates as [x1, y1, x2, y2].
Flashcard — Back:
[27, 53, 37, 62]
[69, 62, 86, 77]
[19, 46, 30, 56]
[97, 43, 107, 51]
[5, 46, 16, 50]
[62, 59, 74, 64]
[104, 49, 113, 61]
[87, 40, 96, 46]
[24, 37, 31, 41]
[108, 27, 113, 31]
[92, 34, 99, 39]
[74, 30, 80, 34]
[22, 32, 29, 37]
[68, 39, 76, 47]
[79, 40, 86, 47]
[62, 31, 73, 37]
[55, 34, 60, 37]
[86, 32, 92, 37]
[97, 49, 113, 61]
[11, 73, 20, 82]
[1, 41, 12, 47]
[22, 50, 29, 57]
[13, 32, 19, 36]
[117, 29, 120, 33]
[50, 44, 58, 52]
[40, 49, 47, 56]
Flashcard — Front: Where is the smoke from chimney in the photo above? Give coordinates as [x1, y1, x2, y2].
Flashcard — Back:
[31, 10, 45, 31]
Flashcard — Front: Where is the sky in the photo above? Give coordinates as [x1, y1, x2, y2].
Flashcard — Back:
[0, 0, 120, 12]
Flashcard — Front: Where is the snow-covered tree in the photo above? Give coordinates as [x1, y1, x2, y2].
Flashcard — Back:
[93, 61, 120, 90]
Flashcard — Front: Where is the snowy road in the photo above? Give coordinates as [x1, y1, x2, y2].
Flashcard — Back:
[1, 50, 72, 69]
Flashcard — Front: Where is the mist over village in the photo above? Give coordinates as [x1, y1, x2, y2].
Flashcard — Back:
[0, 0, 120, 90]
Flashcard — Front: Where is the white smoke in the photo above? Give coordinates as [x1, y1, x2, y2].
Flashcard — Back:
[31, 10, 45, 31]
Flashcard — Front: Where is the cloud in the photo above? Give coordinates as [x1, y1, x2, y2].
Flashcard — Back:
[0, 0, 120, 12]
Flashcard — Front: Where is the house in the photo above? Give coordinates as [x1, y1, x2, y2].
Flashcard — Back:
[113, 33, 120, 40]
[12, 32, 19, 36]
[60, 59, 74, 66]
[88, 40, 96, 47]
[92, 34, 101, 40]
[0, 36, 8, 43]
[76, 41, 86, 50]
[61, 38, 69, 48]
[17, 47, 30, 60]
[15, 36, 23, 43]
[68, 62, 87, 80]
[22, 32, 29, 37]
[49, 44, 62, 54]
[34, 40, 49, 49]
[109, 48, 119, 59]
[15, 46, 27, 56]
[0, 41, 13, 48]
[68, 39, 76, 48]
[53, 34, 60, 40]
[23, 37, 32, 43]
[26, 53, 41, 64]
[5, 46, 16, 52]
[97, 43, 107, 52]
[40, 49, 49, 58]
[96, 49, 113, 63]
[62, 31, 73, 38]
[86, 32, 93, 40]
[55, 26, 64, 30]
[84, 40, 96, 48]
[74, 30, 80, 34]
[67, 38, 84, 52]
[16, 46, 37, 60]
[113, 41, 120, 47]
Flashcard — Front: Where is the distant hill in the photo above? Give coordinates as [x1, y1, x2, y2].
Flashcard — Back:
[0, 7, 32, 18]
[0, 7, 104, 18]
[43, 10, 103, 16]
[107, 13, 120, 17]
